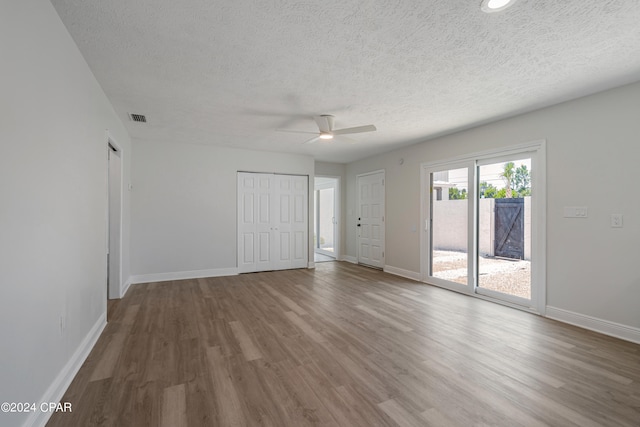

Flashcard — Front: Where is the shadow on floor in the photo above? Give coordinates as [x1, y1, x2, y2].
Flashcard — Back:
[314, 252, 335, 263]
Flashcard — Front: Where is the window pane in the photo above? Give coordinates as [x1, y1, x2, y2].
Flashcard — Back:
[478, 159, 531, 299]
[430, 167, 468, 285]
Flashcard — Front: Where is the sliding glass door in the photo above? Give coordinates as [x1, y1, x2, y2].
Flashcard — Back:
[476, 156, 532, 305]
[427, 164, 473, 293]
[422, 142, 544, 313]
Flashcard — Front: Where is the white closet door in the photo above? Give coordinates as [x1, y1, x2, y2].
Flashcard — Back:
[238, 173, 272, 273]
[238, 172, 308, 273]
[272, 175, 308, 270]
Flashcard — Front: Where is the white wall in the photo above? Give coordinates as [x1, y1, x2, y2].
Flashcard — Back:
[0, 1, 132, 426]
[346, 81, 640, 334]
[130, 141, 314, 280]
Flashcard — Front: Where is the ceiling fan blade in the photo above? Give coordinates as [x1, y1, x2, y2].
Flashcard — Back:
[335, 135, 358, 144]
[303, 136, 321, 145]
[332, 124, 377, 135]
[276, 128, 318, 135]
[313, 115, 333, 132]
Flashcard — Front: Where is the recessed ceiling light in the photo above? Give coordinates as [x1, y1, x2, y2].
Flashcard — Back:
[481, 0, 517, 13]
[319, 132, 334, 140]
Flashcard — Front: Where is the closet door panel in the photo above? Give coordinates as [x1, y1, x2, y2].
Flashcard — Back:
[238, 173, 307, 273]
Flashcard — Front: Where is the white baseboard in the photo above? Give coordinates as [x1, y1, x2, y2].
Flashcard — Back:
[308, 262, 316, 268]
[129, 267, 238, 284]
[383, 265, 422, 281]
[341, 255, 357, 264]
[120, 278, 131, 298]
[24, 313, 106, 427]
[546, 306, 640, 345]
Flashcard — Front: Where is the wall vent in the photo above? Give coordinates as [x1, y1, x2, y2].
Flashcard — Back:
[128, 113, 147, 123]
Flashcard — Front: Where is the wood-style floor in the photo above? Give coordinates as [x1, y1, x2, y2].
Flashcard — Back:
[48, 262, 640, 427]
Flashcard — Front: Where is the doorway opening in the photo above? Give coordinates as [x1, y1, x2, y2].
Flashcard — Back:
[314, 176, 339, 263]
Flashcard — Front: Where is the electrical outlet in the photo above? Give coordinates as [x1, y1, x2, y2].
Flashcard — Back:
[611, 214, 623, 228]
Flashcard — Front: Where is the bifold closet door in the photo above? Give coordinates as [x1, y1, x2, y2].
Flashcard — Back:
[238, 172, 308, 273]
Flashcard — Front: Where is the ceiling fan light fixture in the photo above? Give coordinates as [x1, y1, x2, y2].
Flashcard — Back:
[277, 115, 375, 144]
[481, 0, 517, 13]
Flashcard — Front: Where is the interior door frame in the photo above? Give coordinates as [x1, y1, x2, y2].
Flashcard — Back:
[356, 169, 385, 269]
[420, 140, 546, 314]
[106, 132, 123, 300]
[314, 176, 340, 259]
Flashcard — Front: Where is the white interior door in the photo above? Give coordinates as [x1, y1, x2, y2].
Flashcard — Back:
[357, 171, 385, 268]
[238, 172, 308, 273]
[107, 144, 121, 299]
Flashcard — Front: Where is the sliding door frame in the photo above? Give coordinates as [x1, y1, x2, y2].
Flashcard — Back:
[423, 160, 476, 294]
[420, 140, 547, 314]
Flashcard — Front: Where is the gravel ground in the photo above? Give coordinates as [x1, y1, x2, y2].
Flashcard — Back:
[431, 250, 530, 299]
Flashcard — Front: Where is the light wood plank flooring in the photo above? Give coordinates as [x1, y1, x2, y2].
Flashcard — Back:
[47, 262, 640, 426]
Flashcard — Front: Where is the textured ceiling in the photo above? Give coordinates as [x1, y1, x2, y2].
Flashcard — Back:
[51, 0, 640, 163]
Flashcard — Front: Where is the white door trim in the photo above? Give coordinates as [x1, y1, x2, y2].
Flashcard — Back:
[106, 131, 123, 300]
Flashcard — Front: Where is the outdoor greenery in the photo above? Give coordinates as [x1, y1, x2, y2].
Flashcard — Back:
[500, 162, 515, 198]
[448, 187, 468, 200]
[478, 182, 515, 199]
[450, 162, 531, 200]
[513, 164, 531, 196]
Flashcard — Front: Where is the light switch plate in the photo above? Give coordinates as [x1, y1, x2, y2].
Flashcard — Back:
[564, 206, 588, 218]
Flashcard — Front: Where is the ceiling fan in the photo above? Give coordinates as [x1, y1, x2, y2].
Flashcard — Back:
[277, 115, 376, 144]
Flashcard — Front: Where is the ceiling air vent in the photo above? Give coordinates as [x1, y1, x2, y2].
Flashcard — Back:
[128, 113, 147, 123]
